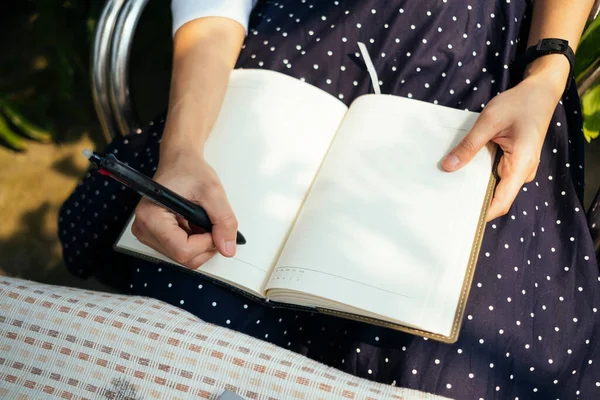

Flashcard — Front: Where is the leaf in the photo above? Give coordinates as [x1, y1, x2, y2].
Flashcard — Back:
[582, 82, 600, 142]
[0, 113, 26, 151]
[575, 16, 600, 81]
[1, 104, 52, 143]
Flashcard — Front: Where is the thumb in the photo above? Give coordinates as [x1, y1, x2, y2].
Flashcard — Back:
[201, 185, 239, 258]
[442, 109, 499, 172]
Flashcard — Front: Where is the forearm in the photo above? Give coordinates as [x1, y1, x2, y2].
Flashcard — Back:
[161, 17, 245, 160]
[523, 0, 594, 98]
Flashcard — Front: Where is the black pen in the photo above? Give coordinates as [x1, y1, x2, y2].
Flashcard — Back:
[82, 149, 246, 245]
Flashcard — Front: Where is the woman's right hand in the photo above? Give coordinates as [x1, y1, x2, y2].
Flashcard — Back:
[132, 16, 245, 269]
[132, 148, 238, 269]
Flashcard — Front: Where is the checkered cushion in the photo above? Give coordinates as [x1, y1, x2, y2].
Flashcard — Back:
[0, 277, 448, 399]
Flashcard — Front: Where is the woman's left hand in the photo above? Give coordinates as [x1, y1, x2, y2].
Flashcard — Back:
[441, 68, 565, 222]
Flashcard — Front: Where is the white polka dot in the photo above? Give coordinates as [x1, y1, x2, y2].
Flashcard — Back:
[168, 283, 172, 288]
[489, 305, 494, 311]
[469, 373, 474, 378]
[212, 302, 217, 307]
[490, 363, 494, 368]
[356, 348, 361, 353]
[457, 349, 463, 354]
[412, 369, 417, 374]
[179, 300, 184, 305]
[446, 384, 452, 389]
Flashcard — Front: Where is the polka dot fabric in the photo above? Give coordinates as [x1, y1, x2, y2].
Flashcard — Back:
[59, 1, 600, 398]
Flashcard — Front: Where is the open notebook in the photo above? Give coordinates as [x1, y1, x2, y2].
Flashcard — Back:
[116, 66, 497, 343]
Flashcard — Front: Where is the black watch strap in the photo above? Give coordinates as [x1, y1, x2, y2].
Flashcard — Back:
[511, 38, 575, 93]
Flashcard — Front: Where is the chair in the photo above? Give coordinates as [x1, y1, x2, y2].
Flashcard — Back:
[90, 0, 600, 257]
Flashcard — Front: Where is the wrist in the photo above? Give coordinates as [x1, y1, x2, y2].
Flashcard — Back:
[522, 54, 570, 100]
[160, 99, 210, 160]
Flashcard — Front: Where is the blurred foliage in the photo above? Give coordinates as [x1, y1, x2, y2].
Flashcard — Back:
[0, 0, 172, 151]
[576, 15, 600, 142]
[583, 84, 600, 142]
[0, 0, 104, 151]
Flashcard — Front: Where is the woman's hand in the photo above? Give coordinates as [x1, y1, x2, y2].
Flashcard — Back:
[441, 58, 567, 222]
[132, 148, 238, 269]
[130, 17, 244, 269]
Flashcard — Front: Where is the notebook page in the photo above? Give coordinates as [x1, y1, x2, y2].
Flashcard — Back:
[116, 69, 347, 296]
[267, 94, 493, 335]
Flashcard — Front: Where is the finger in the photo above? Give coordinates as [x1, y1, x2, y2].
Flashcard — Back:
[135, 200, 215, 264]
[442, 107, 504, 172]
[486, 155, 530, 222]
[176, 215, 192, 234]
[183, 249, 218, 270]
[524, 157, 540, 183]
[524, 168, 537, 183]
[200, 183, 239, 258]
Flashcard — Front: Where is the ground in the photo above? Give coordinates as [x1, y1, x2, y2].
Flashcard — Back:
[0, 133, 114, 290]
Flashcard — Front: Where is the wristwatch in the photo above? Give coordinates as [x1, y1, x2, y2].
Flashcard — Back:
[511, 38, 575, 93]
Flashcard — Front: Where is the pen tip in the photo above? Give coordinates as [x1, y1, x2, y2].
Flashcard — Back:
[82, 149, 93, 159]
[236, 232, 247, 245]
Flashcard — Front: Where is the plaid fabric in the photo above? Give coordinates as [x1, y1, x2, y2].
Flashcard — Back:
[0, 277, 448, 400]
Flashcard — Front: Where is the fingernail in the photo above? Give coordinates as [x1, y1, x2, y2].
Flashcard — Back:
[444, 154, 460, 170]
[225, 240, 236, 256]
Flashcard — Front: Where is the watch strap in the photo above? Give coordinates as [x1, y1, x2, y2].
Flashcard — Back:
[511, 38, 575, 93]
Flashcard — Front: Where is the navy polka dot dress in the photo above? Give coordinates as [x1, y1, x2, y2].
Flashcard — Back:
[59, 1, 600, 398]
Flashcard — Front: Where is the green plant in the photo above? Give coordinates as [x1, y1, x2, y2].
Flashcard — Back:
[575, 13, 600, 142]
[0, 0, 102, 151]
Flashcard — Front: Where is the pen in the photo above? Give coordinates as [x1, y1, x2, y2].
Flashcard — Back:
[82, 149, 246, 245]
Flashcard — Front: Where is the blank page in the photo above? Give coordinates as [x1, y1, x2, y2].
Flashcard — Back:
[116, 69, 347, 296]
[267, 94, 494, 336]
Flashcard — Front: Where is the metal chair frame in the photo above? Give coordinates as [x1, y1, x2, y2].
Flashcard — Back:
[90, 0, 600, 255]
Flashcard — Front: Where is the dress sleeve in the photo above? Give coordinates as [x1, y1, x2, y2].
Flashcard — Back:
[171, 0, 258, 36]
